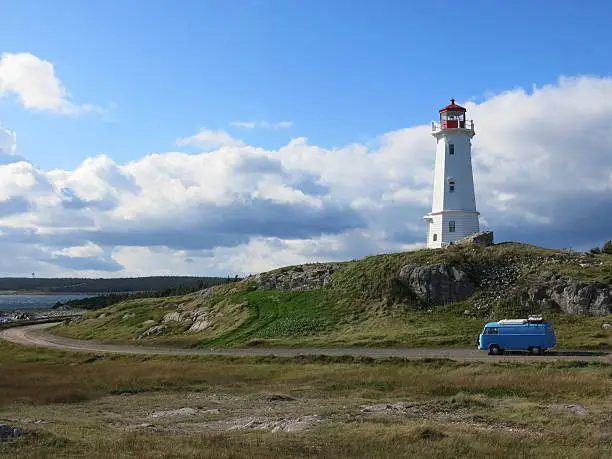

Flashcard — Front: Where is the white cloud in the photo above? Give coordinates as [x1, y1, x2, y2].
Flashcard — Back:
[52, 242, 104, 258]
[0, 52, 99, 115]
[230, 121, 257, 129]
[176, 127, 244, 150]
[0, 75, 611, 276]
[274, 121, 294, 129]
[0, 125, 16, 156]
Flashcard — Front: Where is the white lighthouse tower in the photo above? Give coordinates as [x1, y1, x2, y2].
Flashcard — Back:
[424, 99, 479, 249]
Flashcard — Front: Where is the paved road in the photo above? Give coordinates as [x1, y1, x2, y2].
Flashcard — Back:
[1, 323, 611, 362]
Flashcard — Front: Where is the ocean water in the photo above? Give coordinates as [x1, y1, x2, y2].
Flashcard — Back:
[0, 294, 92, 311]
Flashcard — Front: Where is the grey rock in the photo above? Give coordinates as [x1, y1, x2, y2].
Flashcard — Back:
[162, 311, 184, 323]
[451, 231, 494, 247]
[137, 325, 168, 339]
[236, 415, 323, 433]
[360, 402, 413, 413]
[148, 408, 199, 419]
[0, 424, 23, 442]
[602, 323, 612, 329]
[360, 404, 392, 412]
[122, 313, 136, 320]
[187, 319, 210, 333]
[521, 272, 610, 316]
[398, 264, 475, 305]
[18, 419, 47, 424]
[198, 287, 216, 298]
[256, 263, 344, 291]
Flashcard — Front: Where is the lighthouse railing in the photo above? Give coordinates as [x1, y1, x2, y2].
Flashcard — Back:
[432, 120, 474, 132]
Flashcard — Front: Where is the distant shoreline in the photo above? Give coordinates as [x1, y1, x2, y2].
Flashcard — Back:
[0, 291, 142, 296]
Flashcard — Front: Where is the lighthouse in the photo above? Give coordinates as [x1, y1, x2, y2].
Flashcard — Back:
[424, 99, 479, 248]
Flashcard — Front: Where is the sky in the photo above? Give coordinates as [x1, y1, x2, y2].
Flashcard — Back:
[0, 0, 611, 277]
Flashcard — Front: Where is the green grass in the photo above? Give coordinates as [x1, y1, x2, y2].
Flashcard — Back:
[200, 289, 342, 347]
[551, 252, 612, 284]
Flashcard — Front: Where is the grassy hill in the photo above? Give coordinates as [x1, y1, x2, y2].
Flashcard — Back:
[52, 242, 612, 349]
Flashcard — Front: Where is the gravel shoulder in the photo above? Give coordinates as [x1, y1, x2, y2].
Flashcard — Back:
[1, 323, 610, 362]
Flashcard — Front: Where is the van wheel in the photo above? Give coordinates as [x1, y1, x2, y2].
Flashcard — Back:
[489, 345, 502, 355]
[530, 347, 543, 355]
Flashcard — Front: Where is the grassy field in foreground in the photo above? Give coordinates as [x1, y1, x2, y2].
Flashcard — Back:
[0, 341, 611, 458]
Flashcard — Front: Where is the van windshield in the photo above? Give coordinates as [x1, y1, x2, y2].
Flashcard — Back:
[483, 327, 498, 335]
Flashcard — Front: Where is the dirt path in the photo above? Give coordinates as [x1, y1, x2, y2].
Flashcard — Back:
[1, 323, 611, 362]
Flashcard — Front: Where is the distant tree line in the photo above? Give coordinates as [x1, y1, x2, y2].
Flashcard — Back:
[590, 240, 612, 255]
[53, 276, 241, 311]
[0, 276, 231, 293]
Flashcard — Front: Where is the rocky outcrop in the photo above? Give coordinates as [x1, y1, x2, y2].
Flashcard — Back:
[162, 307, 212, 333]
[451, 231, 494, 247]
[520, 271, 611, 316]
[398, 264, 475, 306]
[162, 311, 184, 323]
[156, 303, 240, 335]
[256, 263, 344, 291]
[233, 415, 323, 433]
[197, 287, 216, 298]
[188, 319, 210, 333]
[137, 325, 168, 339]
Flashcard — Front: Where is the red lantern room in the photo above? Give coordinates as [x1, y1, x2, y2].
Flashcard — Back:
[439, 98, 468, 129]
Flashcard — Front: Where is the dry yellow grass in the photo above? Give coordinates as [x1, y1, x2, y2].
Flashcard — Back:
[0, 341, 610, 458]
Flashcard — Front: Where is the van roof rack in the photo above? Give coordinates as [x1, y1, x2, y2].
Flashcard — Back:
[498, 319, 527, 325]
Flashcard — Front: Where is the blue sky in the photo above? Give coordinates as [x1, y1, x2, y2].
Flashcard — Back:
[2, 0, 611, 169]
[0, 1, 611, 276]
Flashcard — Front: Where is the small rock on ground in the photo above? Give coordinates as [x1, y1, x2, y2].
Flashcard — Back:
[18, 419, 48, 424]
[147, 407, 221, 419]
[360, 402, 412, 413]
[234, 415, 323, 433]
[148, 408, 199, 419]
[0, 424, 23, 442]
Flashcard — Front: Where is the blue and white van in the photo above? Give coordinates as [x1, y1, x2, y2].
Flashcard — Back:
[478, 316, 556, 355]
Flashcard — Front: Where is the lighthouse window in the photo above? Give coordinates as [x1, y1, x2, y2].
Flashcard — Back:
[433, 233, 438, 242]
[449, 143, 454, 155]
[449, 181, 455, 192]
[449, 221, 456, 233]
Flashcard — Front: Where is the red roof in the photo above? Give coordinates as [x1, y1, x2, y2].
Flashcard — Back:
[439, 98, 466, 113]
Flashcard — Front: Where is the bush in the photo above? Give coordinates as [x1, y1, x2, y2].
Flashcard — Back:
[602, 240, 612, 255]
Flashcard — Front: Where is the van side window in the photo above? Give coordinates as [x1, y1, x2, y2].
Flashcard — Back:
[484, 327, 498, 335]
